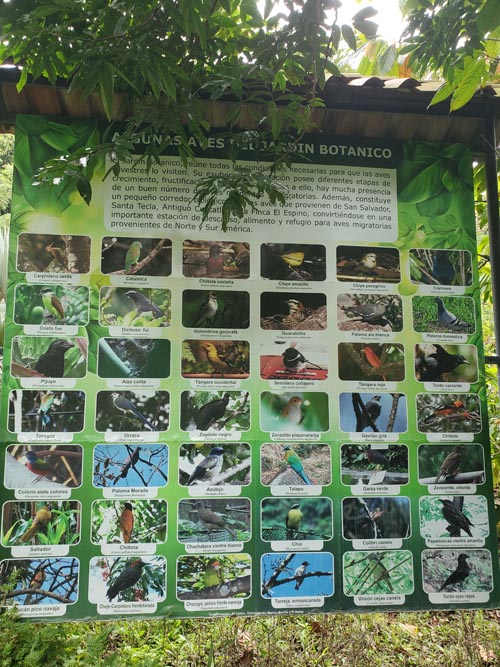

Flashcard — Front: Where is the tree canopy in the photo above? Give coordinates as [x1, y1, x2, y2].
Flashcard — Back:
[0, 1, 498, 220]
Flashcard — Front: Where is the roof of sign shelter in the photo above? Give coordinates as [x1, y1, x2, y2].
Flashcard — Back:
[0, 65, 500, 148]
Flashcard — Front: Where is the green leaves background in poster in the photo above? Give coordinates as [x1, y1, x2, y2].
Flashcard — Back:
[0, 115, 499, 620]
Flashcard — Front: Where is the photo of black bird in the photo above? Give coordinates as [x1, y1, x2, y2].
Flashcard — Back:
[294, 561, 310, 590]
[435, 297, 473, 332]
[366, 448, 388, 468]
[34, 339, 74, 377]
[440, 499, 474, 537]
[415, 344, 470, 382]
[432, 251, 456, 284]
[188, 446, 224, 485]
[113, 446, 141, 485]
[439, 553, 471, 591]
[435, 446, 464, 483]
[125, 290, 163, 318]
[106, 559, 146, 601]
[194, 393, 230, 430]
[356, 395, 382, 432]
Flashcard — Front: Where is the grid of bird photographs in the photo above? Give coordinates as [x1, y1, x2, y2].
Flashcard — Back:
[1, 207, 495, 617]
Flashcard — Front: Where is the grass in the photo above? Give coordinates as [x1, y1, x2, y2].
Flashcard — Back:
[1, 610, 500, 667]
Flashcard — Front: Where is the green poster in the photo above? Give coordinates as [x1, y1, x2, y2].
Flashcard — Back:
[0, 115, 498, 620]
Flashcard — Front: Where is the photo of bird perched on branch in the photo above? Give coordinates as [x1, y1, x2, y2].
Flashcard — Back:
[95, 390, 169, 433]
[419, 495, 489, 542]
[260, 243, 326, 281]
[417, 394, 481, 433]
[101, 237, 172, 276]
[182, 340, 249, 379]
[182, 240, 250, 279]
[99, 286, 170, 327]
[106, 559, 146, 601]
[409, 248, 472, 286]
[11, 337, 85, 380]
[417, 443, 485, 488]
[336, 245, 401, 283]
[414, 344, 476, 383]
[17, 233, 91, 274]
[340, 444, 409, 487]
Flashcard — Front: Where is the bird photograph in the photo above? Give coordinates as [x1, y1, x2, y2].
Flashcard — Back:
[260, 497, 332, 543]
[419, 496, 488, 541]
[13, 284, 89, 327]
[177, 554, 252, 600]
[342, 496, 411, 541]
[10, 389, 86, 434]
[0, 557, 80, 607]
[100, 236, 172, 276]
[181, 339, 250, 379]
[409, 248, 472, 286]
[16, 233, 91, 274]
[411, 295, 475, 334]
[99, 286, 170, 327]
[260, 443, 331, 487]
[182, 240, 250, 278]
[178, 442, 251, 487]
[417, 393, 481, 433]
[1, 500, 80, 547]
[343, 550, 414, 597]
[336, 245, 401, 283]
[260, 243, 326, 281]
[89, 555, 165, 604]
[5, 444, 83, 490]
[422, 549, 493, 594]
[97, 337, 171, 379]
[414, 344, 477, 383]
[259, 340, 328, 380]
[418, 444, 485, 487]
[90, 499, 167, 545]
[92, 444, 169, 489]
[10, 336, 87, 379]
[340, 392, 407, 434]
[260, 291, 327, 330]
[260, 391, 329, 433]
[180, 390, 250, 433]
[338, 342, 405, 382]
[177, 499, 250, 544]
[337, 292, 403, 332]
[182, 289, 250, 329]
[340, 444, 409, 487]
[95, 390, 169, 432]
[261, 551, 334, 599]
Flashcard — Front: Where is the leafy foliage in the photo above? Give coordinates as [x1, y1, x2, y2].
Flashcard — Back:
[400, 0, 500, 110]
[0, 0, 378, 219]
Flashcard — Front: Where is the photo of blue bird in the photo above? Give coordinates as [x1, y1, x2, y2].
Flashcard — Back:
[409, 249, 472, 287]
[95, 390, 169, 433]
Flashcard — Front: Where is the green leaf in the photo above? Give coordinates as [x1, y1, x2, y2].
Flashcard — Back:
[353, 18, 378, 38]
[477, 0, 500, 34]
[377, 44, 397, 75]
[450, 59, 486, 111]
[416, 189, 452, 217]
[77, 177, 92, 205]
[352, 7, 378, 22]
[428, 81, 454, 107]
[99, 64, 115, 119]
[341, 24, 357, 51]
